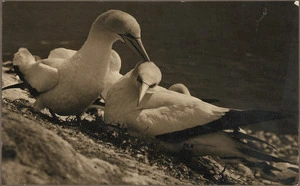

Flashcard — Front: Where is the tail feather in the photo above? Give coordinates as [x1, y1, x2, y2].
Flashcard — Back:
[207, 109, 284, 131]
[225, 132, 290, 163]
[155, 110, 288, 163]
[238, 147, 291, 163]
[227, 131, 278, 151]
[156, 110, 284, 142]
[2, 82, 27, 91]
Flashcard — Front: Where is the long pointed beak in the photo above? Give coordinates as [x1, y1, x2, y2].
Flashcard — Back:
[122, 36, 150, 62]
[138, 83, 149, 106]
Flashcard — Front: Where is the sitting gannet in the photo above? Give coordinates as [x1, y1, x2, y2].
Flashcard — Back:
[168, 83, 219, 103]
[168, 83, 191, 95]
[4, 10, 150, 120]
[104, 61, 286, 162]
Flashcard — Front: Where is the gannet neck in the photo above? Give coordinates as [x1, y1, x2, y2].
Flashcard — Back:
[74, 31, 116, 72]
[121, 70, 140, 97]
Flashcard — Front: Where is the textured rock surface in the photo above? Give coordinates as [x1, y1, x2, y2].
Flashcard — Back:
[1, 64, 299, 185]
[2, 108, 120, 184]
[2, 108, 190, 185]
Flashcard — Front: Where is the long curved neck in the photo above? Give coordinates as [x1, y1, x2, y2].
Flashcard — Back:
[73, 30, 117, 74]
[116, 71, 140, 108]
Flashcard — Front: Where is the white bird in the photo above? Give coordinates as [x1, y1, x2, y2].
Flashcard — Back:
[101, 50, 123, 99]
[48, 47, 76, 59]
[104, 61, 286, 162]
[47, 48, 200, 101]
[168, 83, 220, 103]
[47, 47, 122, 99]
[3, 10, 150, 120]
[168, 83, 191, 96]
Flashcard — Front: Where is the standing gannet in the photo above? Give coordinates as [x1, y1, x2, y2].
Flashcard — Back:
[104, 61, 286, 162]
[5, 10, 150, 120]
[47, 47, 122, 99]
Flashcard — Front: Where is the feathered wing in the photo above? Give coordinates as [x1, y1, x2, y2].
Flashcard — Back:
[156, 109, 284, 142]
[48, 48, 76, 59]
[12, 48, 60, 94]
[105, 68, 289, 163]
[125, 89, 230, 136]
[158, 131, 290, 163]
[20, 62, 59, 93]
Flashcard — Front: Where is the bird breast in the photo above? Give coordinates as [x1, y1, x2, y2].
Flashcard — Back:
[105, 81, 230, 137]
[37, 57, 108, 116]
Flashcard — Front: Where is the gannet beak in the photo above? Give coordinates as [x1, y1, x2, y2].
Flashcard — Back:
[121, 35, 150, 62]
[138, 83, 149, 106]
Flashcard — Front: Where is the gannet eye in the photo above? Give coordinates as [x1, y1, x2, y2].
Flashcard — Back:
[149, 84, 156, 88]
[137, 75, 143, 84]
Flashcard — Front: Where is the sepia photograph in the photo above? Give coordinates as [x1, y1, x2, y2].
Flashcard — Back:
[1, 1, 299, 185]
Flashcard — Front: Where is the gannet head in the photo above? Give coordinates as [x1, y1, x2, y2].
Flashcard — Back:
[133, 61, 162, 106]
[13, 48, 36, 68]
[93, 9, 150, 61]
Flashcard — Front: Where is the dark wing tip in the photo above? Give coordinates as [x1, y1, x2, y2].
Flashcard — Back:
[2, 82, 27, 91]
[8, 66, 40, 97]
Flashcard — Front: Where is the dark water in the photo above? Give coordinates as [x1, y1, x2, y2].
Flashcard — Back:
[2, 2, 299, 133]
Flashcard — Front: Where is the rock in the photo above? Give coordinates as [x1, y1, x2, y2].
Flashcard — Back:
[2, 108, 122, 184]
[269, 162, 299, 184]
[236, 164, 254, 179]
[1, 65, 298, 185]
[1, 108, 192, 185]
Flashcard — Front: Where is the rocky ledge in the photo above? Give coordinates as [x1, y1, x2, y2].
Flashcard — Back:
[1, 64, 299, 185]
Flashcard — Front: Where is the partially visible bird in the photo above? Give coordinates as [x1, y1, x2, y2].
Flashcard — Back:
[104, 61, 286, 163]
[46, 47, 210, 103]
[2, 10, 150, 120]
[48, 47, 76, 59]
[168, 83, 191, 95]
[168, 83, 219, 103]
[102, 50, 123, 99]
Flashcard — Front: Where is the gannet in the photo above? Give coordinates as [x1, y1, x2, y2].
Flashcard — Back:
[47, 47, 123, 99]
[48, 48, 196, 101]
[48, 47, 76, 59]
[4, 10, 150, 119]
[104, 61, 286, 162]
[168, 83, 191, 95]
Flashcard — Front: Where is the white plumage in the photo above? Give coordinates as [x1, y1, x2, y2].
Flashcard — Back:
[47, 47, 123, 99]
[105, 62, 229, 136]
[47, 47, 190, 100]
[168, 83, 191, 96]
[104, 61, 286, 162]
[9, 10, 150, 118]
